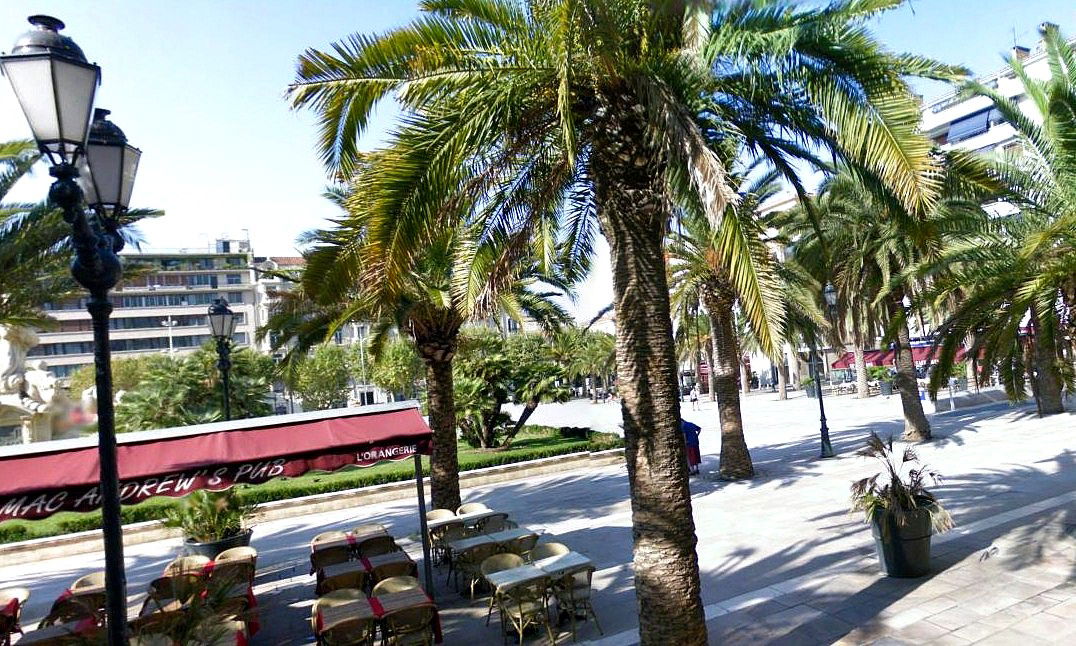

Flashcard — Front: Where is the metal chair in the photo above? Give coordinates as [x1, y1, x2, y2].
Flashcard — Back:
[497, 578, 556, 646]
[355, 534, 398, 558]
[456, 502, 490, 515]
[371, 575, 421, 596]
[528, 542, 570, 562]
[480, 553, 525, 625]
[381, 605, 436, 646]
[431, 519, 465, 568]
[554, 566, 602, 640]
[503, 533, 540, 558]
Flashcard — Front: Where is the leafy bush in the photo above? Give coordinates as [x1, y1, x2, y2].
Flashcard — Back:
[163, 489, 255, 543]
[867, 366, 893, 383]
[850, 433, 953, 533]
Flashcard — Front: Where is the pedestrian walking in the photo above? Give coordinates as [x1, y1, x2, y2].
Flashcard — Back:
[690, 385, 700, 410]
[682, 419, 702, 475]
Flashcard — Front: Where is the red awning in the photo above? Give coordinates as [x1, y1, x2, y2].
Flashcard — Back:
[831, 346, 968, 369]
[0, 403, 432, 522]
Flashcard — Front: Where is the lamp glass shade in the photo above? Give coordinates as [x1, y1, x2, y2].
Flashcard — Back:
[0, 53, 99, 163]
[208, 299, 237, 339]
[80, 141, 140, 209]
[823, 284, 838, 307]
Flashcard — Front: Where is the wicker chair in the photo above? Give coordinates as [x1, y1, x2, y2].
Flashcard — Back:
[0, 587, 30, 644]
[318, 568, 367, 595]
[370, 559, 415, 585]
[371, 575, 421, 596]
[129, 610, 187, 639]
[554, 566, 602, 640]
[355, 534, 397, 558]
[71, 572, 106, 589]
[215, 546, 257, 573]
[163, 555, 211, 577]
[311, 590, 373, 645]
[528, 542, 570, 562]
[311, 546, 352, 577]
[431, 519, 465, 568]
[39, 597, 99, 628]
[480, 553, 524, 626]
[141, 574, 200, 615]
[455, 502, 490, 515]
[425, 509, 455, 523]
[454, 543, 500, 598]
[351, 523, 387, 535]
[497, 578, 555, 646]
[475, 512, 511, 534]
[381, 605, 436, 646]
[190, 616, 248, 646]
[503, 533, 540, 558]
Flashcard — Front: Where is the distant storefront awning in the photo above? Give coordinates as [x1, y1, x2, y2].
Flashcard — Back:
[0, 403, 431, 522]
[830, 346, 968, 370]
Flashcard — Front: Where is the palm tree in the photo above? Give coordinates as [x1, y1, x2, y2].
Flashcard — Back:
[261, 189, 570, 511]
[783, 156, 998, 440]
[287, 1, 959, 639]
[669, 165, 785, 480]
[673, 296, 714, 400]
[916, 27, 1076, 413]
[1, 139, 157, 328]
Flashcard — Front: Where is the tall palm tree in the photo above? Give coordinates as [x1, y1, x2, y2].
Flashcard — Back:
[783, 156, 998, 440]
[669, 165, 785, 479]
[287, 1, 959, 639]
[916, 26, 1076, 413]
[261, 189, 570, 510]
[673, 295, 713, 399]
[1, 139, 156, 328]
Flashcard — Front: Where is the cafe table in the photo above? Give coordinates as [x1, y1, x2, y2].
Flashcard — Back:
[372, 588, 443, 643]
[316, 596, 376, 634]
[312, 525, 390, 553]
[446, 527, 534, 554]
[531, 551, 594, 578]
[426, 509, 500, 531]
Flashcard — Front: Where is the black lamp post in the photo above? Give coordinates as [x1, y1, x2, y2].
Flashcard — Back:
[208, 298, 238, 420]
[813, 283, 838, 458]
[1, 16, 139, 644]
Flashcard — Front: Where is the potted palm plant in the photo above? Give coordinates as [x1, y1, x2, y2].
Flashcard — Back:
[164, 489, 256, 558]
[868, 366, 894, 396]
[800, 376, 816, 398]
[851, 433, 953, 577]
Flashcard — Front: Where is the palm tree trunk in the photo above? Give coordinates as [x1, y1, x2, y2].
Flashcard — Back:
[739, 359, 750, 394]
[1030, 305, 1064, 415]
[851, 317, 869, 399]
[592, 98, 706, 644]
[694, 357, 704, 396]
[417, 341, 461, 511]
[701, 283, 754, 480]
[777, 358, 788, 400]
[889, 293, 931, 441]
[705, 340, 717, 402]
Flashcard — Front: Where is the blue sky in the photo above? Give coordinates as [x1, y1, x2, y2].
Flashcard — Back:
[1, 1, 1074, 320]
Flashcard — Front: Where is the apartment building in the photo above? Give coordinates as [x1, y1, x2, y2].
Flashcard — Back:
[32, 238, 258, 379]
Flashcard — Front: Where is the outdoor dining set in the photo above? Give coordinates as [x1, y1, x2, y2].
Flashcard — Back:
[1, 547, 258, 645]
[427, 502, 601, 644]
[309, 523, 442, 645]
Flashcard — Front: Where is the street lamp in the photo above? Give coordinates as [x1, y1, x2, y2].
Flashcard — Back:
[1, 15, 136, 643]
[813, 283, 838, 458]
[208, 298, 238, 420]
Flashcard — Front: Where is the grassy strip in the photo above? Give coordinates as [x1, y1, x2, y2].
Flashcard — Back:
[0, 426, 621, 544]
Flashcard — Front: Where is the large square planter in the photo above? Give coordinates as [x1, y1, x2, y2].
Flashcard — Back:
[871, 509, 933, 578]
[183, 527, 253, 559]
[879, 382, 893, 396]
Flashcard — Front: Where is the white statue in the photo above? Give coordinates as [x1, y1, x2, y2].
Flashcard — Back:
[0, 326, 74, 443]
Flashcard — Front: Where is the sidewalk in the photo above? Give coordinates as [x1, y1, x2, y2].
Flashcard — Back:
[3, 394, 1073, 644]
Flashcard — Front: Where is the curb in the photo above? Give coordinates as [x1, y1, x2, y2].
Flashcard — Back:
[0, 447, 625, 565]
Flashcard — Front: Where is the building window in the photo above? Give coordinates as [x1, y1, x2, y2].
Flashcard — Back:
[946, 108, 1003, 144]
[227, 292, 244, 304]
[226, 273, 243, 285]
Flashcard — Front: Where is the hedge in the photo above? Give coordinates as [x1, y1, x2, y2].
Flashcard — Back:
[0, 426, 622, 544]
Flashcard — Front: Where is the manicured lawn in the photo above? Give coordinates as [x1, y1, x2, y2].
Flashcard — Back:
[0, 426, 621, 544]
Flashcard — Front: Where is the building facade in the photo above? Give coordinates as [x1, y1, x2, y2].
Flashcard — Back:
[32, 239, 258, 379]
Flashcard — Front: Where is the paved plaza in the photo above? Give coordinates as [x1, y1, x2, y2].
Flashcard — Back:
[2, 390, 1074, 644]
